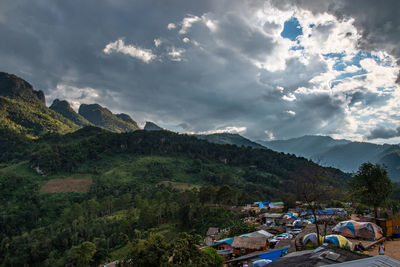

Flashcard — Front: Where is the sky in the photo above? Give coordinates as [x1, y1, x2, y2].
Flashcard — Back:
[1, 0, 400, 144]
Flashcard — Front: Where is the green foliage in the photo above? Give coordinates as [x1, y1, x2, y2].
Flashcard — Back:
[201, 247, 224, 267]
[0, 96, 78, 138]
[349, 163, 394, 217]
[50, 99, 92, 127]
[228, 221, 256, 237]
[73, 241, 96, 266]
[78, 104, 139, 133]
[0, 120, 351, 266]
[122, 234, 170, 267]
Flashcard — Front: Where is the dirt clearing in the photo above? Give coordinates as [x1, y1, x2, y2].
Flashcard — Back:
[368, 239, 400, 260]
[41, 178, 92, 193]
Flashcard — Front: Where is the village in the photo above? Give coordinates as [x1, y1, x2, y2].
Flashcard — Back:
[203, 201, 400, 266]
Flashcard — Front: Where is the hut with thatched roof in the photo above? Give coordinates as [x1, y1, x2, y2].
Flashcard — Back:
[232, 236, 268, 255]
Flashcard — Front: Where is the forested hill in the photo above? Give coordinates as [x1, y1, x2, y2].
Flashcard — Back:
[30, 127, 348, 185]
[259, 135, 400, 181]
[0, 72, 79, 137]
[78, 104, 139, 132]
[196, 133, 265, 149]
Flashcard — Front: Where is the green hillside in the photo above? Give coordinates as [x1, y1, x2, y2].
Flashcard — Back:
[50, 99, 92, 127]
[260, 135, 400, 181]
[196, 133, 265, 149]
[79, 104, 139, 132]
[0, 72, 45, 104]
[0, 72, 79, 138]
[0, 72, 352, 266]
[0, 96, 78, 138]
[0, 126, 350, 265]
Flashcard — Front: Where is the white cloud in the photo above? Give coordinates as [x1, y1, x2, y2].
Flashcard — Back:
[182, 37, 190, 43]
[168, 47, 185, 61]
[47, 84, 120, 111]
[201, 14, 218, 32]
[282, 93, 296, 101]
[343, 65, 360, 73]
[103, 39, 156, 63]
[167, 23, 176, 30]
[179, 15, 201, 34]
[286, 110, 296, 116]
[154, 38, 162, 47]
[264, 130, 275, 140]
[197, 126, 247, 135]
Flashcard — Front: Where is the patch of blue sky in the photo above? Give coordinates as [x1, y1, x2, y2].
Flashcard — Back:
[323, 50, 386, 71]
[334, 69, 367, 81]
[330, 70, 367, 88]
[281, 17, 303, 41]
[378, 86, 396, 93]
[289, 45, 304, 51]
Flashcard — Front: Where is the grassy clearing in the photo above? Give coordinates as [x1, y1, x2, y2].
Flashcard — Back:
[157, 181, 201, 190]
[0, 161, 41, 178]
[40, 177, 93, 193]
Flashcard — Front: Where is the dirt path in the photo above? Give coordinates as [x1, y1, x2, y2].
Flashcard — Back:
[368, 239, 400, 261]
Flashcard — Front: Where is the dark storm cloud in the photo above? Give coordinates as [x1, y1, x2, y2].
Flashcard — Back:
[0, 0, 398, 142]
[367, 126, 400, 140]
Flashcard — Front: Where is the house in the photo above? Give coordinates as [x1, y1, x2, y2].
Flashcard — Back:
[205, 227, 220, 245]
[322, 255, 400, 266]
[300, 208, 347, 217]
[225, 246, 290, 266]
[209, 237, 234, 256]
[101, 260, 119, 267]
[260, 213, 283, 225]
[267, 246, 369, 266]
[240, 230, 274, 239]
[269, 202, 284, 210]
[231, 236, 268, 255]
[374, 213, 400, 237]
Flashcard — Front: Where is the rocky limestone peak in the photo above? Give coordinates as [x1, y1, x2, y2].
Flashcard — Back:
[0, 72, 45, 104]
[144, 121, 163, 131]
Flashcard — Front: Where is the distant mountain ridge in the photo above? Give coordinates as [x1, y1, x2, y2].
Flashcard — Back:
[78, 103, 139, 133]
[0, 72, 45, 104]
[144, 121, 164, 131]
[196, 133, 265, 149]
[0, 72, 78, 137]
[50, 99, 91, 127]
[0, 72, 141, 137]
[258, 135, 400, 181]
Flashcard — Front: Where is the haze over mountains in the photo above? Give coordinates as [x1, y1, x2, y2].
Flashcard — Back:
[258, 136, 400, 181]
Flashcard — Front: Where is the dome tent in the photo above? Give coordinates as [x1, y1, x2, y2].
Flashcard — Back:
[333, 220, 382, 240]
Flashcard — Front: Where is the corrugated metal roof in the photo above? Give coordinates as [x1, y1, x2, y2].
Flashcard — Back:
[322, 255, 400, 267]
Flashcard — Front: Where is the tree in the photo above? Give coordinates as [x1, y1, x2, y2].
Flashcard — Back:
[73, 241, 96, 267]
[171, 232, 205, 266]
[295, 166, 336, 246]
[201, 247, 224, 267]
[228, 221, 256, 237]
[122, 234, 170, 267]
[349, 163, 393, 218]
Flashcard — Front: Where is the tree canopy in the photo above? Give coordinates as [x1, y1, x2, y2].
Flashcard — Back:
[349, 163, 394, 217]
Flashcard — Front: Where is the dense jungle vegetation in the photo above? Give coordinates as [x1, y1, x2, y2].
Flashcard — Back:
[0, 127, 349, 266]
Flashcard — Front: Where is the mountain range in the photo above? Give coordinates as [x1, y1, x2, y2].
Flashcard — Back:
[1, 71, 400, 181]
[258, 135, 400, 181]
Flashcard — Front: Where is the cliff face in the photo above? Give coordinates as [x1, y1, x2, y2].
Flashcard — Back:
[50, 99, 91, 127]
[79, 103, 139, 132]
[144, 121, 163, 131]
[0, 72, 45, 104]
